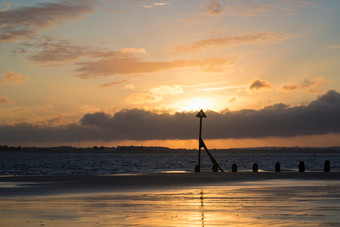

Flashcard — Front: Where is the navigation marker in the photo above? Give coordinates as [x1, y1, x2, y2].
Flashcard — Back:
[194, 109, 223, 172]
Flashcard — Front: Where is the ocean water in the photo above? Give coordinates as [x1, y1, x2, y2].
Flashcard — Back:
[1, 150, 339, 175]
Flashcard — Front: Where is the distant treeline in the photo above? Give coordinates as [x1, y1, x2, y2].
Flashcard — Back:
[1, 145, 340, 153]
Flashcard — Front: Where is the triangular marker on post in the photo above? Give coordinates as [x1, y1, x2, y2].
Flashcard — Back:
[196, 109, 207, 118]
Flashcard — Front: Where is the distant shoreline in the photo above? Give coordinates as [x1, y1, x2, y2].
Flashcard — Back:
[1, 145, 340, 153]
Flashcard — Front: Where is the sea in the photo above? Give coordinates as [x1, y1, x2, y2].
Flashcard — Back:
[1, 148, 340, 176]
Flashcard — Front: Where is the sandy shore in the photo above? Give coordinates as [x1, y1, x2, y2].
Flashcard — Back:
[1, 172, 340, 196]
[1, 172, 340, 226]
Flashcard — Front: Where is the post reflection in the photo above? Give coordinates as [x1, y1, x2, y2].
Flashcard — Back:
[200, 190, 205, 227]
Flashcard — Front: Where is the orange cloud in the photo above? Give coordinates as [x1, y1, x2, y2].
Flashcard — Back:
[126, 93, 163, 104]
[150, 85, 183, 95]
[327, 44, 340, 49]
[142, 2, 170, 9]
[76, 56, 236, 78]
[172, 32, 290, 53]
[279, 76, 330, 93]
[120, 48, 147, 55]
[279, 82, 301, 92]
[21, 37, 236, 77]
[302, 76, 330, 93]
[248, 79, 272, 91]
[99, 80, 127, 88]
[124, 84, 135, 90]
[1, 71, 24, 85]
[0, 96, 15, 104]
[203, 0, 224, 17]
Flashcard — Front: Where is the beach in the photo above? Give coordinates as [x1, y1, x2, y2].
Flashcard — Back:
[1, 172, 340, 226]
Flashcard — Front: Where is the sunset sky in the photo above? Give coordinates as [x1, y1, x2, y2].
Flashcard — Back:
[1, 0, 340, 148]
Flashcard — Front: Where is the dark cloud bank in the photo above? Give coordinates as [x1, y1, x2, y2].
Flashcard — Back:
[1, 90, 340, 143]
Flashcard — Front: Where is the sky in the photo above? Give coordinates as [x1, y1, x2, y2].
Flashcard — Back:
[0, 0, 340, 148]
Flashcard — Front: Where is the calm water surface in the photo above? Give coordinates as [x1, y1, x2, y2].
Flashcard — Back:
[1, 150, 339, 175]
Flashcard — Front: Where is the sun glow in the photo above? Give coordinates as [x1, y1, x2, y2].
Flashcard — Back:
[180, 97, 213, 112]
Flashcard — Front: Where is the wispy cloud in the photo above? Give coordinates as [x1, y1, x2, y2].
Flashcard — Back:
[198, 85, 245, 92]
[142, 2, 170, 8]
[203, 0, 224, 17]
[25, 38, 91, 65]
[0, 2, 11, 12]
[223, 0, 319, 17]
[150, 85, 183, 95]
[279, 76, 330, 93]
[0, 71, 25, 85]
[172, 32, 290, 53]
[76, 56, 237, 78]
[302, 76, 330, 93]
[23, 38, 147, 66]
[20, 37, 236, 77]
[278, 82, 301, 92]
[0, 1, 96, 42]
[99, 80, 127, 88]
[126, 93, 163, 104]
[124, 84, 135, 90]
[120, 48, 147, 54]
[327, 44, 340, 49]
[0, 96, 15, 104]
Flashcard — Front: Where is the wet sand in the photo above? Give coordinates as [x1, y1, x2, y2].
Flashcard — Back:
[1, 172, 340, 226]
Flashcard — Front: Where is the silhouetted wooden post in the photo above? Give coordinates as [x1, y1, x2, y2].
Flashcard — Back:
[324, 160, 330, 172]
[252, 163, 259, 172]
[195, 110, 206, 172]
[232, 163, 237, 172]
[194, 109, 223, 172]
[298, 161, 305, 172]
[275, 162, 280, 172]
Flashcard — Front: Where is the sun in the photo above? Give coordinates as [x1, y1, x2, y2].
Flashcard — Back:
[180, 97, 212, 112]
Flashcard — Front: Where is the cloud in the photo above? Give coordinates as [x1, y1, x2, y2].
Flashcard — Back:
[0, 71, 24, 85]
[223, 0, 318, 17]
[327, 44, 340, 49]
[150, 85, 183, 95]
[172, 32, 290, 53]
[120, 48, 147, 55]
[126, 93, 163, 104]
[0, 1, 96, 42]
[0, 96, 15, 104]
[229, 97, 237, 103]
[1, 90, 340, 143]
[21, 37, 236, 76]
[124, 84, 135, 90]
[203, 0, 224, 17]
[224, 1, 277, 17]
[76, 56, 236, 78]
[0, 2, 11, 12]
[26, 38, 91, 65]
[279, 76, 330, 93]
[248, 79, 272, 91]
[99, 80, 127, 88]
[301, 76, 330, 93]
[23, 38, 149, 67]
[278, 82, 301, 92]
[142, 2, 170, 8]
